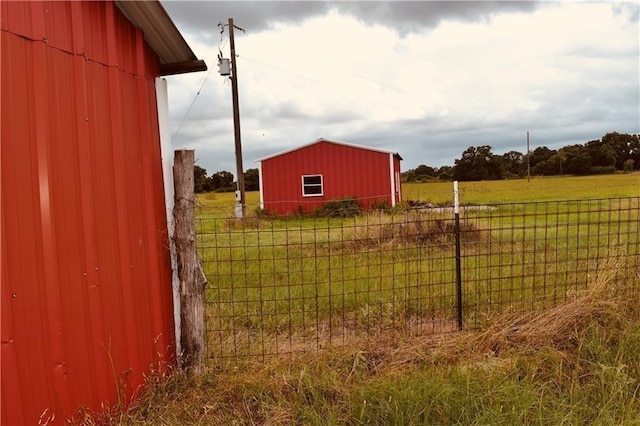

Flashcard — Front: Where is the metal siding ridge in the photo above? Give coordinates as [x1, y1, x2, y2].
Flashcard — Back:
[50, 46, 98, 409]
[1, 32, 32, 425]
[31, 38, 73, 419]
[90, 56, 130, 400]
[132, 78, 153, 371]
[72, 46, 107, 405]
[105, 59, 142, 393]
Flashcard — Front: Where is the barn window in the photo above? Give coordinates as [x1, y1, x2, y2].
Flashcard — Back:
[302, 174, 323, 196]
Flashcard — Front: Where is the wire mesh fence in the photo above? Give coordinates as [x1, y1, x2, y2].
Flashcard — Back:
[196, 194, 639, 367]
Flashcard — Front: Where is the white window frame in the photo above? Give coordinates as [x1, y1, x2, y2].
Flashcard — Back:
[302, 174, 323, 197]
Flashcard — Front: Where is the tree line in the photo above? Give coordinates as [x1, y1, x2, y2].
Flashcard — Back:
[194, 167, 259, 193]
[404, 132, 639, 182]
[195, 132, 638, 192]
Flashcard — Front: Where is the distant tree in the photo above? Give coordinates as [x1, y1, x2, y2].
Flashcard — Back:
[601, 132, 631, 169]
[244, 168, 259, 191]
[211, 170, 234, 191]
[415, 164, 437, 178]
[601, 132, 640, 170]
[529, 146, 556, 168]
[623, 159, 635, 172]
[502, 150, 525, 177]
[401, 169, 416, 182]
[453, 145, 505, 181]
[401, 164, 438, 182]
[585, 139, 616, 168]
[194, 165, 213, 193]
[562, 145, 591, 175]
[531, 154, 562, 176]
[629, 135, 640, 170]
[437, 166, 453, 181]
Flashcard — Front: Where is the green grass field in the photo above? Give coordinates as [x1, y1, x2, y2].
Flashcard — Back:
[92, 279, 640, 425]
[196, 174, 639, 364]
[197, 172, 640, 213]
[84, 174, 640, 425]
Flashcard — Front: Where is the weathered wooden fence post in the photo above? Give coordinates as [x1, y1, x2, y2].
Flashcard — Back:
[173, 149, 208, 377]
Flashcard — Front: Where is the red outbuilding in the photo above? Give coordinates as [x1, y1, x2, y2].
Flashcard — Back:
[1, 1, 205, 424]
[257, 138, 403, 215]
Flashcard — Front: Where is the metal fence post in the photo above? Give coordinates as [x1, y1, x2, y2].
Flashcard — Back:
[454, 181, 463, 330]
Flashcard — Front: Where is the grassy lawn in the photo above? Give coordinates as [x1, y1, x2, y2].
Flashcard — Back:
[404, 172, 640, 204]
[88, 279, 640, 425]
[197, 175, 639, 356]
[77, 174, 640, 425]
[196, 172, 640, 214]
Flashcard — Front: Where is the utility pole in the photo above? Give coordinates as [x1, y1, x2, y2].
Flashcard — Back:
[228, 18, 245, 218]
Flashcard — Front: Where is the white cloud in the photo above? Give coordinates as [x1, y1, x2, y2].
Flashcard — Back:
[165, 1, 639, 173]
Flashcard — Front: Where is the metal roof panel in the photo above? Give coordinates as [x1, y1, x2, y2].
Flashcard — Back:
[115, 1, 206, 75]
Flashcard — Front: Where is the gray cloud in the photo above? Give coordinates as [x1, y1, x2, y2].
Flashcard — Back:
[162, 1, 540, 39]
[335, 1, 539, 35]
[162, 1, 639, 176]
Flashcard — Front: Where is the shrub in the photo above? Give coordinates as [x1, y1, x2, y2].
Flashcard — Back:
[314, 198, 362, 218]
[590, 166, 617, 175]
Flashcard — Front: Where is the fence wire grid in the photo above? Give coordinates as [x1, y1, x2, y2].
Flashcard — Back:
[196, 195, 639, 366]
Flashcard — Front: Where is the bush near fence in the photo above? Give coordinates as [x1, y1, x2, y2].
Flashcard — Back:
[196, 191, 639, 366]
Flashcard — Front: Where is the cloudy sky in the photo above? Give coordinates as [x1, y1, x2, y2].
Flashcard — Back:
[161, 1, 639, 175]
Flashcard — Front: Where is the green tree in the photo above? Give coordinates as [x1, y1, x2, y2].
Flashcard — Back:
[629, 135, 640, 170]
[453, 145, 505, 181]
[437, 166, 453, 181]
[401, 169, 416, 182]
[402, 164, 438, 182]
[415, 164, 437, 178]
[194, 165, 213, 193]
[211, 171, 234, 191]
[600, 132, 640, 170]
[529, 146, 556, 168]
[562, 145, 591, 175]
[502, 150, 525, 177]
[531, 154, 562, 176]
[244, 168, 259, 191]
[586, 139, 616, 168]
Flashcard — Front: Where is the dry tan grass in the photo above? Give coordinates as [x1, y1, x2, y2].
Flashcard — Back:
[78, 251, 638, 425]
[312, 249, 637, 376]
[471, 251, 632, 355]
[204, 250, 635, 377]
[344, 210, 484, 250]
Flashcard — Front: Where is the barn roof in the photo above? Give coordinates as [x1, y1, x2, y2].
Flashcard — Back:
[255, 138, 403, 162]
[115, 1, 207, 76]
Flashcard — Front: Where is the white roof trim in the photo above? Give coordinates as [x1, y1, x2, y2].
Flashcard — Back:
[255, 138, 402, 162]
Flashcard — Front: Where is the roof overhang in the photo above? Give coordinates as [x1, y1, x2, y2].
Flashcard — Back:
[115, 1, 207, 76]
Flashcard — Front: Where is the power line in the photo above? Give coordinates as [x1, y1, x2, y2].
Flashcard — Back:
[171, 68, 213, 143]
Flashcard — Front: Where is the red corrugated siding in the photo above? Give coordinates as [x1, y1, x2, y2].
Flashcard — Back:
[261, 141, 401, 215]
[1, 2, 174, 424]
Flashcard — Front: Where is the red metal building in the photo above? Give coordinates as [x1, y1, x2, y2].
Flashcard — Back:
[257, 138, 403, 215]
[1, 1, 205, 424]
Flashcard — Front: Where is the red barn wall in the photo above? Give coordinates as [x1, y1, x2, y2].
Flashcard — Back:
[260, 141, 399, 215]
[1, 2, 174, 424]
